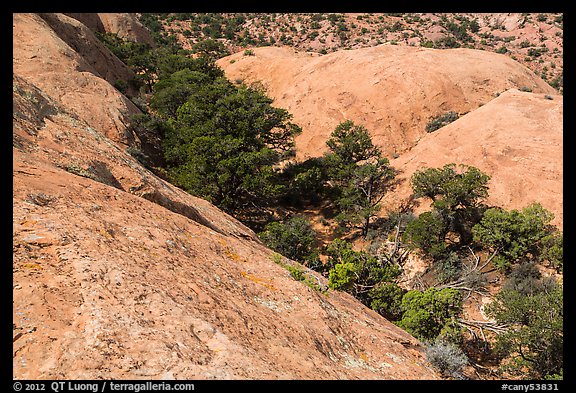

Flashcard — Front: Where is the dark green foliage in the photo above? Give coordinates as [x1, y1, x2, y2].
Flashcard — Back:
[259, 216, 317, 263]
[163, 75, 301, 214]
[96, 32, 151, 65]
[150, 69, 214, 118]
[325, 120, 381, 163]
[434, 251, 462, 284]
[549, 75, 563, 90]
[126, 112, 173, 168]
[434, 36, 461, 48]
[486, 282, 563, 378]
[469, 19, 480, 33]
[539, 231, 563, 272]
[403, 211, 448, 259]
[191, 39, 230, 60]
[323, 120, 395, 236]
[280, 157, 328, 206]
[528, 47, 547, 58]
[94, 32, 153, 92]
[443, 18, 472, 42]
[155, 51, 224, 81]
[502, 263, 557, 296]
[410, 163, 489, 246]
[139, 13, 163, 34]
[118, 21, 303, 225]
[411, 164, 489, 209]
[326, 239, 402, 315]
[369, 282, 406, 321]
[472, 203, 560, 273]
[425, 111, 460, 132]
[139, 14, 180, 49]
[398, 287, 463, 342]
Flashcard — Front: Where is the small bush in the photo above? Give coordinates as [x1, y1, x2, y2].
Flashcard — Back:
[259, 216, 317, 263]
[425, 340, 469, 379]
[114, 79, 128, 94]
[434, 251, 461, 284]
[502, 262, 557, 296]
[426, 111, 459, 132]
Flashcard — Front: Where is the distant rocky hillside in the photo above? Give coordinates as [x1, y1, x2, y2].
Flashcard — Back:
[65, 13, 155, 45]
[13, 13, 439, 380]
[159, 13, 563, 93]
[215, 44, 562, 228]
[217, 45, 556, 161]
[383, 88, 563, 228]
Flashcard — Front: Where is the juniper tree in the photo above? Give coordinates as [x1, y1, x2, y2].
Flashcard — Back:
[323, 120, 395, 236]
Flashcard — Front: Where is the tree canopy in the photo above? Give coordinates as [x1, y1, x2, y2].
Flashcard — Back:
[323, 120, 395, 236]
[404, 164, 491, 257]
[472, 203, 561, 272]
[486, 281, 563, 378]
[162, 75, 301, 216]
[259, 216, 318, 263]
[398, 287, 463, 342]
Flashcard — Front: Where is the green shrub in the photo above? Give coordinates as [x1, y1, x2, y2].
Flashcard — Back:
[259, 216, 317, 263]
[434, 251, 461, 284]
[328, 261, 357, 291]
[403, 211, 448, 259]
[486, 284, 563, 378]
[502, 263, 557, 296]
[399, 287, 462, 341]
[472, 203, 559, 273]
[369, 282, 406, 320]
[425, 111, 460, 132]
[326, 239, 401, 300]
[114, 79, 128, 94]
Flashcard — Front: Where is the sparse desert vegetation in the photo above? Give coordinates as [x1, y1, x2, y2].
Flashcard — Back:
[13, 12, 563, 381]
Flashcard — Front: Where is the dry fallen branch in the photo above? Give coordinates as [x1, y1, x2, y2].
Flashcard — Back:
[458, 319, 509, 334]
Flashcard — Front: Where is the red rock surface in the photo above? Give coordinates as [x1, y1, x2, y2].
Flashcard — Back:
[383, 89, 563, 228]
[13, 13, 439, 380]
[217, 45, 562, 229]
[217, 45, 556, 161]
[13, 13, 141, 144]
[64, 13, 155, 45]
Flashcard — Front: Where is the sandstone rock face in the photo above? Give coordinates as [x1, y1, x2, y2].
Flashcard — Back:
[383, 89, 563, 228]
[64, 13, 155, 46]
[217, 45, 556, 160]
[96, 13, 155, 46]
[13, 13, 141, 145]
[217, 45, 562, 229]
[13, 14, 439, 380]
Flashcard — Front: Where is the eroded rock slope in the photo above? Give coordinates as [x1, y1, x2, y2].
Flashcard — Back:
[13, 13, 438, 380]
